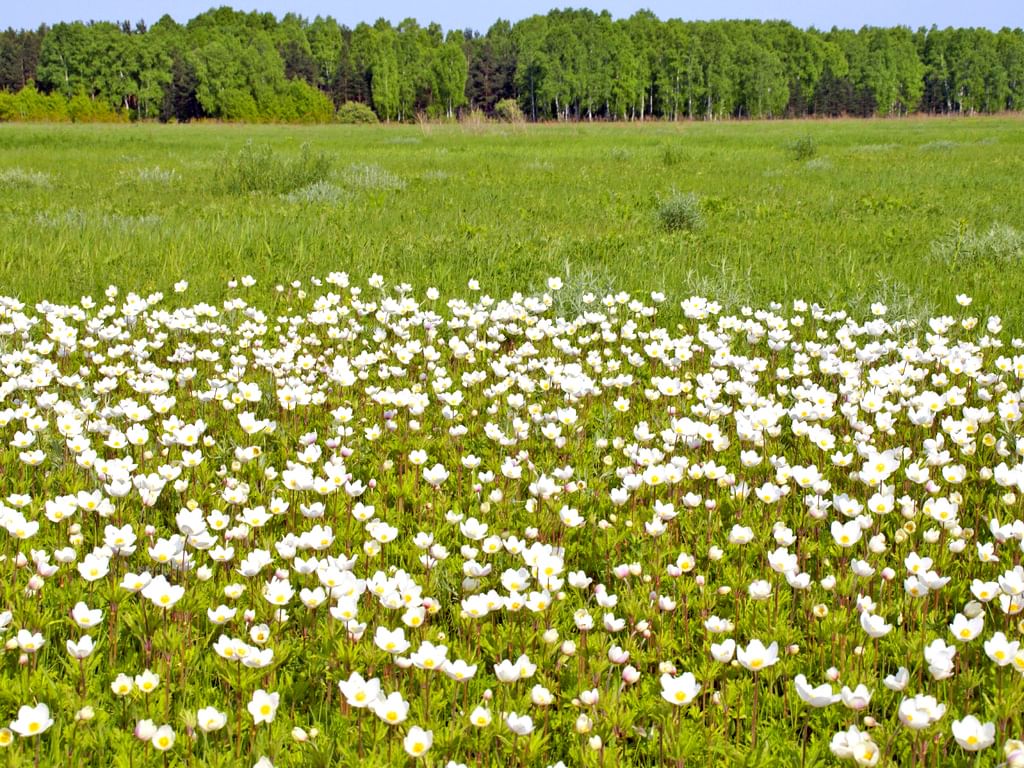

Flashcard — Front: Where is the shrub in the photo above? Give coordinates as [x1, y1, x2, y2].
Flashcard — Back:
[222, 141, 332, 195]
[67, 92, 126, 123]
[271, 81, 335, 124]
[336, 102, 379, 124]
[657, 192, 705, 233]
[0, 84, 69, 122]
[494, 98, 524, 123]
[787, 135, 817, 161]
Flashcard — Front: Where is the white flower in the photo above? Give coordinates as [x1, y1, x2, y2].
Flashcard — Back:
[737, 639, 779, 672]
[403, 726, 433, 758]
[247, 690, 279, 724]
[505, 712, 534, 735]
[66, 635, 94, 660]
[660, 672, 700, 705]
[373, 692, 409, 726]
[859, 612, 892, 638]
[951, 715, 994, 751]
[422, 463, 450, 487]
[151, 725, 175, 751]
[9, 703, 53, 737]
[794, 675, 839, 708]
[898, 694, 946, 730]
[469, 706, 491, 727]
[197, 707, 227, 733]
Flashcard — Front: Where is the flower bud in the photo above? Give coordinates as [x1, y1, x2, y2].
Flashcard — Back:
[575, 714, 593, 734]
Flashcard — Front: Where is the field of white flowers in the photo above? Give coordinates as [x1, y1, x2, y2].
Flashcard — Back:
[1, 273, 1023, 767]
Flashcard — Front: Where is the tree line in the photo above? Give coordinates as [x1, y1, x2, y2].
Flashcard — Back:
[1, 6, 1023, 122]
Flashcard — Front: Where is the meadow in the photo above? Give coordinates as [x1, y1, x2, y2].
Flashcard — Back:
[0, 117, 1022, 768]
[0, 117, 1023, 326]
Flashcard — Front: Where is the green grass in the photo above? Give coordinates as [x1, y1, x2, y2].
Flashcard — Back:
[1, 117, 1022, 327]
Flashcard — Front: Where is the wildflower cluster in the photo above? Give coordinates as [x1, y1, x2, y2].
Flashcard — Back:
[0, 276, 1021, 766]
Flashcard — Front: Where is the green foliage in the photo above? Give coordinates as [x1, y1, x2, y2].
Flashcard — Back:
[3, 9, 1024, 123]
[657, 191, 705, 232]
[0, 83, 70, 121]
[274, 80, 335, 123]
[335, 101, 379, 124]
[67, 91, 126, 123]
[221, 141, 332, 195]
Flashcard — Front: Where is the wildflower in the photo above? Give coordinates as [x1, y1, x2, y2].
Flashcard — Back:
[469, 706, 492, 727]
[505, 712, 534, 735]
[151, 725, 175, 751]
[373, 692, 409, 726]
[197, 707, 227, 733]
[737, 640, 779, 672]
[403, 726, 433, 758]
[135, 669, 160, 694]
[898, 694, 946, 730]
[660, 672, 700, 705]
[247, 690, 279, 725]
[794, 675, 839, 707]
[951, 716, 995, 751]
[9, 704, 53, 737]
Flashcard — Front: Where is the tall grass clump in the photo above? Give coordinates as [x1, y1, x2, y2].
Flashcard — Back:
[0, 167, 52, 188]
[340, 163, 406, 192]
[657, 192, 704, 232]
[547, 262, 616, 318]
[930, 221, 1024, 267]
[281, 180, 347, 205]
[222, 141, 331, 195]
[787, 134, 817, 160]
[661, 144, 686, 166]
[128, 166, 178, 185]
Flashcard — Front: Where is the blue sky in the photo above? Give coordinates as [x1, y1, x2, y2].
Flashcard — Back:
[3, 0, 1020, 32]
